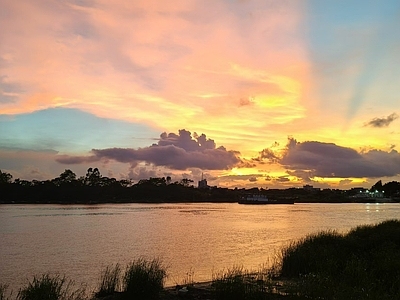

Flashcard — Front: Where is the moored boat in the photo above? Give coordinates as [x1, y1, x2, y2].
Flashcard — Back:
[238, 194, 295, 205]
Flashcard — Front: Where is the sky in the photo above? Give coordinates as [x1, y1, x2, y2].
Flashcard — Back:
[1, 0, 400, 189]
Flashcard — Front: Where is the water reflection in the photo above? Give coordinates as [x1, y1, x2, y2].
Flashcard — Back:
[365, 203, 382, 212]
[0, 203, 399, 291]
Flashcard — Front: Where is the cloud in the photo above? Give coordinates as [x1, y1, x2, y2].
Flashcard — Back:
[275, 176, 290, 183]
[278, 138, 400, 179]
[128, 166, 159, 181]
[364, 113, 398, 128]
[253, 148, 279, 163]
[55, 155, 99, 164]
[56, 129, 241, 170]
[0, 75, 24, 103]
[0, 0, 307, 156]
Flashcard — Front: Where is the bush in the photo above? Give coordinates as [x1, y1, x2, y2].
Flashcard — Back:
[122, 258, 166, 300]
[17, 274, 86, 300]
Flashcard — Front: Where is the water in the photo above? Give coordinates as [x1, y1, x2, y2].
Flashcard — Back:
[1, 202, 399, 292]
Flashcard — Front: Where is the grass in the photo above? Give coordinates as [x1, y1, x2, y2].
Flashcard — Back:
[94, 263, 121, 298]
[93, 258, 167, 299]
[212, 266, 272, 300]
[16, 274, 87, 300]
[276, 219, 400, 299]
[122, 258, 167, 300]
[0, 284, 12, 300]
[181, 268, 195, 287]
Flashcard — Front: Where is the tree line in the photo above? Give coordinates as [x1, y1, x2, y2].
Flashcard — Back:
[0, 168, 400, 204]
[0, 168, 236, 204]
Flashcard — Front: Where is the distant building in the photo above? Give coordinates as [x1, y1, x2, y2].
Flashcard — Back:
[352, 190, 385, 198]
[198, 173, 208, 189]
[351, 187, 367, 193]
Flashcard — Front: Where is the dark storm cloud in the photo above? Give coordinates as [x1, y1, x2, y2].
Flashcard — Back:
[56, 129, 241, 170]
[365, 113, 398, 128]
[279, 138, 400, 178]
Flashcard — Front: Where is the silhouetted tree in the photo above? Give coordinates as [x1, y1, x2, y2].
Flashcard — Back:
[14, 178, 32, 186]
[371, 180, 383, 192]
[99, 176, 118, 187]
[52, 169, 77, 186]
[0, 170, 12, 184]
[137, 177, 167, 186]
[0, 170, 13, 184]
[84, 167, 102, 186]
[119, 179, 133, 187]
[179, 178, 194, 187]
[383, 181, 400, 196]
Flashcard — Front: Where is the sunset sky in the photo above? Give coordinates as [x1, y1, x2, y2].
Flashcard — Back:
[1, 0, 399, 189]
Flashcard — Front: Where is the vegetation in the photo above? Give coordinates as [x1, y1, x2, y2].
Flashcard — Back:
[1, 168, 400, 204]
[94, 264, 121, 298]
[0, 168, 238, 204]
[0, 284, 11, 300]
[122, 258, 166, 300]
[94, 258, 167, 299]
[276, 219, 400, 299]
[16, 274, 86, 300]
[212, 266, 272, 300]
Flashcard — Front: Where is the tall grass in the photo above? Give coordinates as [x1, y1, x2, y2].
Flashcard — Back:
[93, 258, 167, 299]
[212, 266, 271, 300]
[181, 268, 195, 287]
[277, 219, 400, 299]
[279, 230, 346, 277]
[122, 258, 166, 300]
[94, 263, 121, 298]
[17, 274, 87, 300]
[0, 284, 11, 300]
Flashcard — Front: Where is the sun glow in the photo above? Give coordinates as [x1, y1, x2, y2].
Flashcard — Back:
[312, 177, 368, 186]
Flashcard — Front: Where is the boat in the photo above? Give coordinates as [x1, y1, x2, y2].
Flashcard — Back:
[238, 194, 295, 205]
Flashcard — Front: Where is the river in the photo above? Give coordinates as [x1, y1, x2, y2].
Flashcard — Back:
[1, 202, 399, 292]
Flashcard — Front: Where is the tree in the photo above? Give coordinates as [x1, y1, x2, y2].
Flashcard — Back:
[179, 178, 194, 187]
[370, 180, 383, 192]
[119, 179, 133, 188]
[59, 169, 76, 182]
[0, 170, 13, 184]
[84, 167, 102, 186]
[53, 169, 77, 186]
[137, 177, 167, 187]
[383, 181, 400, 196]
[14, 178, 32, 187]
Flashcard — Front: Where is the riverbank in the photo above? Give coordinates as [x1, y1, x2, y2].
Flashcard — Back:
[2, 173, 399, 204]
